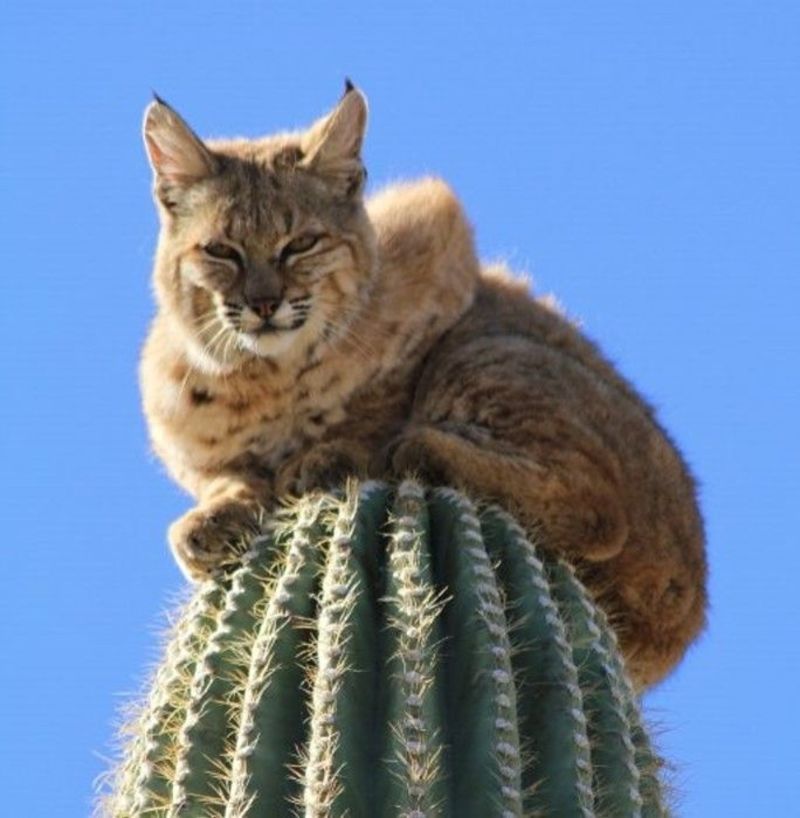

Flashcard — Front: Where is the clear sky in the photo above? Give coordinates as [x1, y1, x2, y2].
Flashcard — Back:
[2, 2, 798, 815]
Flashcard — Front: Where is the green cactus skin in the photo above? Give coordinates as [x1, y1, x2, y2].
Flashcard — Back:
[103, 481, 669, 818]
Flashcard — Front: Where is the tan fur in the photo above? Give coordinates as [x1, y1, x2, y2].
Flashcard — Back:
[140, 87, 706, 688]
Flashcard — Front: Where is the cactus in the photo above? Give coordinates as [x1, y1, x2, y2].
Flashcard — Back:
[102, 481, 669, 817]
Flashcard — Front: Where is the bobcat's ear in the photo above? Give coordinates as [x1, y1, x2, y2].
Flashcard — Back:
[143, 96, 218, 208]
[301, 83, 368, 198]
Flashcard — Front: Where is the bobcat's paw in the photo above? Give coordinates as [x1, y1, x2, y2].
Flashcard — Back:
[168, 500, 261, 581]
[548, 499, 629, 562]
[385, 429, 452, 486]
[275, 442, 368, 497]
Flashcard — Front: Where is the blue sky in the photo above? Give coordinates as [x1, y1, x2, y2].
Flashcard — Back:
[2, 2, 798, 815]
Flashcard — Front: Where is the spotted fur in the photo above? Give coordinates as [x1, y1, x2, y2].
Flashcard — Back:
[140, 85, 706, 687]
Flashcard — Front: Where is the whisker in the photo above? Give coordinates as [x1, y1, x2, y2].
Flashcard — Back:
[205, 321, 230, 344]
[312, 296, 396, 342]
[192, 311, 221, 333]
[217, 332, 233, 368]
[171, 368, 194, 418]
[344, 326, 381, 361]
[222, 330, 244, 369]
[195, 316, 224, 335]
[323, 319, 374, 365]
[203, 324, 232, 361]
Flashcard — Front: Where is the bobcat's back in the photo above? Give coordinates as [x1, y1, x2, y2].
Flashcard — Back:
[398, 265, 707, 686]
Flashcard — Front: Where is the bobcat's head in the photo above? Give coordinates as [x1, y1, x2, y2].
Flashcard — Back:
[143, 84, 374, 373]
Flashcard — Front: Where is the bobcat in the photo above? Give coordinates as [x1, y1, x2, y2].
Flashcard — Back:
[140, 84, 706, 687]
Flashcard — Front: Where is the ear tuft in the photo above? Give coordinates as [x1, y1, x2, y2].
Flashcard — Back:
[142, 98, 217, 202]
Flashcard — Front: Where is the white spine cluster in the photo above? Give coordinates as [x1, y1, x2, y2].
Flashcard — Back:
[435, 489, 523, 818]
[556, 559, 644, 817]
[596, 623, 669, 816]
[558, 559, 670, 817]
[169, 538, 273, 818]
[302, 494, 360, 816]
[387, 480, 445, 818]
[492, 509, 596, 818]
[123, 583, 224, 816]
[226, 501, 325, 818]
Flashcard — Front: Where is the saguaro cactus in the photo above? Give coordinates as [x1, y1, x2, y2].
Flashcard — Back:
[103, 481, 668, 817]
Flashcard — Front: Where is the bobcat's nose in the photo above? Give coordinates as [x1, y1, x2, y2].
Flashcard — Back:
[247, 297, 281, 320]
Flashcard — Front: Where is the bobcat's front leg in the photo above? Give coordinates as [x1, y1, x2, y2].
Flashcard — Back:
[274, 439, 372, 497]
[168, 474, 273, 581]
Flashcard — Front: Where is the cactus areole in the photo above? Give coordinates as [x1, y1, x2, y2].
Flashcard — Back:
[105, 481, 668, 817]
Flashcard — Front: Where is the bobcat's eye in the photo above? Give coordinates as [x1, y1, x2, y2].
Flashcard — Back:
[280, 233, 321, 261]
[202, 242, 243, 266]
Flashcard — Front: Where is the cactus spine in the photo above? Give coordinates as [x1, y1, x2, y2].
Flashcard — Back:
[104, 481, 668, 817]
